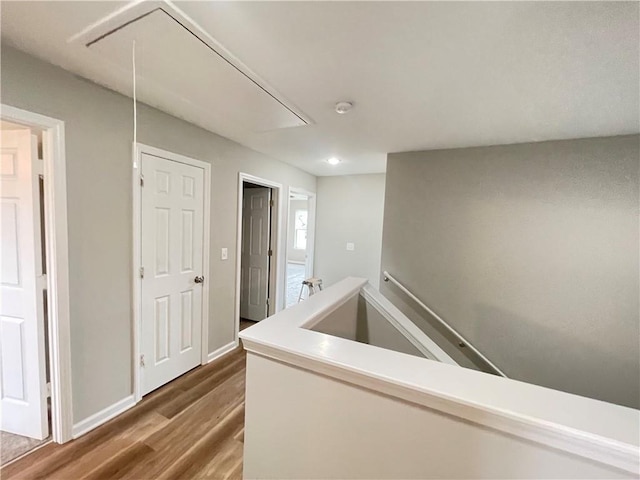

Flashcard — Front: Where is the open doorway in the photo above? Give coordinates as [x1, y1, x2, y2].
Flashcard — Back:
[0, 106, 73, 459]
[285, 188, 316, 308]
[236, 174, 282, 333]
[1, 121, 51, 464]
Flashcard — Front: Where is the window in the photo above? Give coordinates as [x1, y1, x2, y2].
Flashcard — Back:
[294, 210, 308, 250]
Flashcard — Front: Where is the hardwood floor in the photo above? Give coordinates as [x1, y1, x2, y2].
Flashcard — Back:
[239, 319, 257, 331]
[1, 346, 248, 480]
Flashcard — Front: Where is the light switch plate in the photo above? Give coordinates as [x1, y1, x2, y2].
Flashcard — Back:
[221, 247, 228, 260]
[346, 242, 355, 251]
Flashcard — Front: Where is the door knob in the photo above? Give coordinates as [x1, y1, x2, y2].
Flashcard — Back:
[194, 275, 204, 284]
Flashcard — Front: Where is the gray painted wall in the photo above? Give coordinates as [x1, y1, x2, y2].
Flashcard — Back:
[314, 174, 385, 289]
[355, 295, 423, 358]
[1, 46, 316, 422]
[381, 135, 639, 408]
[311, 293, 425, 358]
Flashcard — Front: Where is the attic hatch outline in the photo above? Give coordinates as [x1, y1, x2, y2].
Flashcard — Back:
[86, 7, 310, 127]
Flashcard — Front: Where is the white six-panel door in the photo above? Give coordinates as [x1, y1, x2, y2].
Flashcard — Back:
[240, 187, 271, 321]
[140, 152, 205, 396]
[0, 130, 49, 439]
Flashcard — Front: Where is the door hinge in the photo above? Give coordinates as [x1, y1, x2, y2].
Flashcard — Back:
[46, 382, 51, 398]
[268, 249, 273, 257]
[269, 199, 274, 207]
[140, 174, 144, 187]
[139, 266, 145, 279]
[140, 354, 145, 367]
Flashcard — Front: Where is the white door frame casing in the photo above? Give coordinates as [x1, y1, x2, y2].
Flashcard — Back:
[285, 187, 317, 307]
[0, 104, 73, 443]
[235, 173, 283, 337]
[132, 143, 211, 402]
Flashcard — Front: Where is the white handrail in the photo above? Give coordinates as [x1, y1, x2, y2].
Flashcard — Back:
[383, 271, 507, 378]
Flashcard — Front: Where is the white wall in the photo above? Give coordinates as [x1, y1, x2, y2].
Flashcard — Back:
[243, 353, 633, 479]
[1, 45, 316, 424]
[314, 174, 385, 289]
[381, 136, 640, 408]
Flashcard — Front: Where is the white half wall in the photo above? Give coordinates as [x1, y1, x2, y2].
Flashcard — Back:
[243, 353, 635, 480]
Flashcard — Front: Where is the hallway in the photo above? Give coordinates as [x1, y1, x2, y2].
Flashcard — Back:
[286, 262, 306, 307]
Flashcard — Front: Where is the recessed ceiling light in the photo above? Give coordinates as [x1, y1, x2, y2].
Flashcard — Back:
[335, 102, 353, 114]
[326, 157, 341, 165]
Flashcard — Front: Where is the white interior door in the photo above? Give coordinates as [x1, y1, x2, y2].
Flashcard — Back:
[140, 153, 205, 396]
[0, 130, 49, 440]
[241, 187, 271, 321]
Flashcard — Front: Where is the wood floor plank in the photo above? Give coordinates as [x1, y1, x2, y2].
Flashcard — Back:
[0, 443, 59, 479]
[112, 411, 169, 444]
[157, 403, 245, 480]
[6, 406, 173, 480]
[226, 459, 243, 480]
[144, 371, 245, 452]
[48, 411, 169, 479]
[117, 397, 244, 480]
[4, 431, 122, 480]
[157, 354, 246, 419]
[47, 439, 135, 480]
[1, 347, 248, 480]
[165, 347, 244, 394]
[81, 442, 156, 480]
[196, 433, 244, 480]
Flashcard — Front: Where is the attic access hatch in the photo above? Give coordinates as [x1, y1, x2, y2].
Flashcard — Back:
[88, 8, 308, 133]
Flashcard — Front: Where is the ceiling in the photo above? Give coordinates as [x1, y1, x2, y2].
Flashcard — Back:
[2, 1, 638, 176]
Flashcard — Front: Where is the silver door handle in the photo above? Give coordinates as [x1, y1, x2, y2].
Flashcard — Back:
[194, 275, 204, 284]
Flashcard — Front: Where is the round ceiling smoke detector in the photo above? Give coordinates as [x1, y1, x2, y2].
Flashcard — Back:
[335, 101, 353, 114]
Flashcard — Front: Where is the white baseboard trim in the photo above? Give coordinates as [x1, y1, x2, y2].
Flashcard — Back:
[207, 340, 238, 363]
[72, 394, 136, 439]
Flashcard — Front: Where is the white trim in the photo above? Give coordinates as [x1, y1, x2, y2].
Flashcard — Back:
[71, 395, 135, 439]
[304, 192, 316, 281]
[1, 104, 73, 443]
[67, 0, 154, 44]
[132, 144, 142, 402]
[235, 173, 284, 340]
[207, 340, 238, 364]
[285, 187, 317, 307]
[240, 278, 640, 476]
[132, 143, 212, 402]
[359, 284, 457, 365]
[200, 158, 211, 366]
